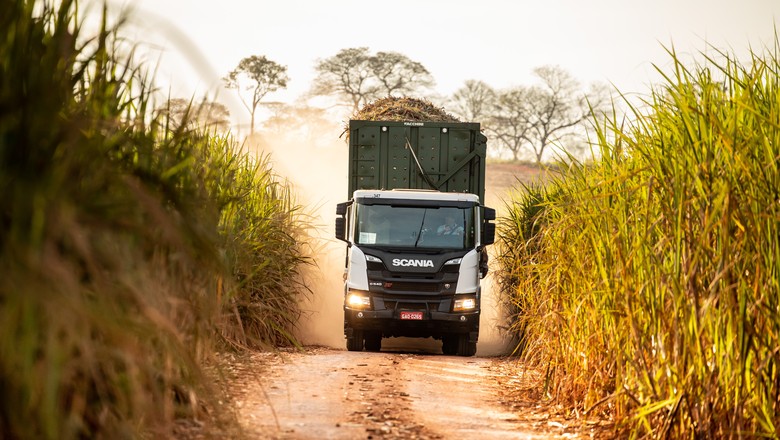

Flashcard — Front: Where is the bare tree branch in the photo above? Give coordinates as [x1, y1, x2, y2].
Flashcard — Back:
[486, 86, 536, 161]
[450, 80, 496, 122]
[523, 65, 609, 163]
[370, 51, 435, 97]
[310, 48, 435, 112]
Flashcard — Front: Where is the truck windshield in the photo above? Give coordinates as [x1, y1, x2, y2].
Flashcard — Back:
[355, 204, 475, 249]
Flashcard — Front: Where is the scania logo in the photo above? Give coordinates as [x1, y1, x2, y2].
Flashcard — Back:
[391, 258, 434, 268]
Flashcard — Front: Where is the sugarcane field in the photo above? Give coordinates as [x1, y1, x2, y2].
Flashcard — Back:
[2, 1, 778, 439]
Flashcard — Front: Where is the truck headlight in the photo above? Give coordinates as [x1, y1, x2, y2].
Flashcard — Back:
[346, 290, 371, 309]
[453, 295, 477, 312]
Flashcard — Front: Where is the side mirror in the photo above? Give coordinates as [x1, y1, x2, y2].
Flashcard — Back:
[481, 206, 496, 245]
[335, 217, 346, 241]
[482, 222, 495, 245]
[483, 207, 496, 221]
[336, 202, 349, 216]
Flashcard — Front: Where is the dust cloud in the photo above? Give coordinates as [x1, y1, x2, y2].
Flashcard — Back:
[251, 115, 515, 355]
[249, 115, 349, 349]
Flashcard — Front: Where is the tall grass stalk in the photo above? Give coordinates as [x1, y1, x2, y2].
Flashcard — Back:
[1, 1, 312, 437]
[497, 43, 779, 437]
[200, 140, 313, 349]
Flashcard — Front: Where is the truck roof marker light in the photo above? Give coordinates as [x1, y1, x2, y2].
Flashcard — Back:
[442, 128, 448, 133]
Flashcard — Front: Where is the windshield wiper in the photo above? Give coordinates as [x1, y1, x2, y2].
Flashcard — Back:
[413, 209, 427, 248]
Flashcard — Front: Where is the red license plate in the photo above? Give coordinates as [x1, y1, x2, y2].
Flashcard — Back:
[400, 311, 424, 320]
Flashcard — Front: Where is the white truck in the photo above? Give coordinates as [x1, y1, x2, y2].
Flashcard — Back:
[335, 120, 495, 356]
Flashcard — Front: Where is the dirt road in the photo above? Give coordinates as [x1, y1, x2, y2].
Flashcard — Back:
[210, 160, 598, 439]
[221, 342, 608, 440]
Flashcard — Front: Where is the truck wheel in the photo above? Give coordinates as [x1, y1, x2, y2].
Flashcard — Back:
[457, 334, 477, 357]
[441, 335, 458, 356]
[364, 332, 382, 352]
[346, 329, 364, 352]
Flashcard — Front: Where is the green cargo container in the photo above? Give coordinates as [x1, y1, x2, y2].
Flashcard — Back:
[347, 120, 487, 200]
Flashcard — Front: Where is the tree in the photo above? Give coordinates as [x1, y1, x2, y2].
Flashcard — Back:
[194, 101, 231, 132]
[310, 47, 375, 112]
[262, 103, 335, 140]
[224, 55, 288, 137]
[160, 98, 231, 133]
[523, 65, 607, 163]
[486, 86, 535, 161]
[369, 51, 434, 97]
[486, 66, 608, 163]
[311, 47, 435, 112]
[450, 80, 496, 122]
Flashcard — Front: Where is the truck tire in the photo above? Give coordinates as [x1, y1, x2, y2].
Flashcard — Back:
[346, 329, 364, 352]
[442, 335, 458, 356]
[364, 332, 382, 352]
[457, 334, 477, 357]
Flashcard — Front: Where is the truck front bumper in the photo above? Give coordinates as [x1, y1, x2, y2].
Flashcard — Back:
[344, 307, 479, 339]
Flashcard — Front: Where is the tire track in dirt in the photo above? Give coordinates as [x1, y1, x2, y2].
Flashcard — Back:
[227, 349, 441, 439]
[222, 347, 599, 439]
[399, 355, 547, 439]
[345, 354, 441, 439]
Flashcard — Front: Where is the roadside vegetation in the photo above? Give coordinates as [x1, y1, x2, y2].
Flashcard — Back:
[496, 42, 780, 437]
[0, 1, 311, 438]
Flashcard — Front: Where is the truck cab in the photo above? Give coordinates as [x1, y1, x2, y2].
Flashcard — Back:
[335, 120, 494, 356]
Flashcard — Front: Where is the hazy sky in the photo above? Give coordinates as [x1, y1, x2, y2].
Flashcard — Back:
[120, 0, 779, 121]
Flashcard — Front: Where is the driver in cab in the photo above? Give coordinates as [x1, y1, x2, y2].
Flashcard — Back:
[437, 215, 463, 236]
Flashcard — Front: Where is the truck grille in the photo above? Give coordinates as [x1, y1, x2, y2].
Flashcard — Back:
[383, 271, 438, 280]
[387, 282, 439, 292]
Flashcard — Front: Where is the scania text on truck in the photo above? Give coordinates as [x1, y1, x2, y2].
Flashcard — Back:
[335, 120, 495, 356]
